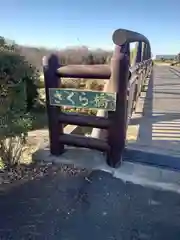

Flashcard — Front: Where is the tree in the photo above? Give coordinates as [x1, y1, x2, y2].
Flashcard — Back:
[85, 53, 95, 64]
[24, 63, 39, 111]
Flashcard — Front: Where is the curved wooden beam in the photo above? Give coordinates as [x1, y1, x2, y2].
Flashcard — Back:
[112, 28, 150, 46]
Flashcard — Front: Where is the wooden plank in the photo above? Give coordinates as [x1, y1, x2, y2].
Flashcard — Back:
[57, 64, 110, 79]
[59, 112, 110, 129]
[59, 133, 109, 151]
[49, 88, 116, 111]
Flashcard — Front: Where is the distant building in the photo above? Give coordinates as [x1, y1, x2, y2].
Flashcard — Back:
[156, 55, 176, 60]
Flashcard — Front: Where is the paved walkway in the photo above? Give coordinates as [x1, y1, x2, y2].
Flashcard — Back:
[1, 168, 180, 240]
[126, 65, 180, 169]
[1, 65, 180, 239]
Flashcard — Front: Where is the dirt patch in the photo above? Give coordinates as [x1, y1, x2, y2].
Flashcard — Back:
[0, 161, 89, 192]
[0, 128, 92, 191]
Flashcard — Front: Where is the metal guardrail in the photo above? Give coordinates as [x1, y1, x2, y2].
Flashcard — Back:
[42, 28, 152, 168]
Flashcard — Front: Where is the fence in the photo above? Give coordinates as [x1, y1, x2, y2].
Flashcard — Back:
[43, 28, 152, 168]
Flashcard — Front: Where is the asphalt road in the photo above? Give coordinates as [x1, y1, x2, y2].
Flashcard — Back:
[1, 166, 180, 240]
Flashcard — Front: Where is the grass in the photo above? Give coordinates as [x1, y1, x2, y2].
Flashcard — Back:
[153, 60, 175, 64]
[0, 159, 5, 170]
[30, 104, 98, 131]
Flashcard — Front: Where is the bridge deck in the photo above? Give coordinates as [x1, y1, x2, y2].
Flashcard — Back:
[127, 65, 180, 161]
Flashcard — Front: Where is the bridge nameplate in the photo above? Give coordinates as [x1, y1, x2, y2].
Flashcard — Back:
[49, 88, 117, 111]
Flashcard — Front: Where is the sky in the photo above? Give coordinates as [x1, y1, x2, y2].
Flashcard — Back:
[0, 0, 180, 56]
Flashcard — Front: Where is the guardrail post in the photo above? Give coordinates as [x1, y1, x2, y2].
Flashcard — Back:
[43, 54, 64, 155]
[135, 41, 143, 97]
[106, 45, 129, 167]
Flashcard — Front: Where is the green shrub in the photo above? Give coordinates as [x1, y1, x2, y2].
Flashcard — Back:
[25, 64, 39, 111]
[0, 37, 39, 112]
[0, 37, 32, 167]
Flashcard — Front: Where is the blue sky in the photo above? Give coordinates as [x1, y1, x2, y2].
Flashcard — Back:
[0, 0, 180, 56]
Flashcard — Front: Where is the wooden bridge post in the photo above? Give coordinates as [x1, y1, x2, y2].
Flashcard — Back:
[147, 44, 152, 75]
[123, 43, 130, 136]
[143, 43, 148, 60]
[148, 43, 151, 59]
[106, 45, 129, 167]
[43, 54, 64, 155]
[135, 41, 143, 63]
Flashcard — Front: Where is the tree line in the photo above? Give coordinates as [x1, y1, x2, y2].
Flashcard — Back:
[16, 43, 113, 71]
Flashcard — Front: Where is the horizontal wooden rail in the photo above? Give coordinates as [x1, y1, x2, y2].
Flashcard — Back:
[59, 134, 109, 151]
[59, 112, 110, 129]
[57, 64, 110, 79]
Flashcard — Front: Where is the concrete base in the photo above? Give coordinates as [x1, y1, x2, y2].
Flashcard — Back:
[33, 146, 180, 194]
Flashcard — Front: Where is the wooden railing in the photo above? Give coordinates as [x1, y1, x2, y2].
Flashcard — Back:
[42, 28, 152, 168]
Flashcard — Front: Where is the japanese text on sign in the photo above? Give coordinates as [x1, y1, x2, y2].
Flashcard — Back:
[49, 88, 117, 111]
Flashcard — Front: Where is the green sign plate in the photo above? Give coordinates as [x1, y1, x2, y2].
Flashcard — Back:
[49, 88, 117, 111]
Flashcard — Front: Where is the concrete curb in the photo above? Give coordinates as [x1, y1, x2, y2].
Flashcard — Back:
[32, 146, 180, 194]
